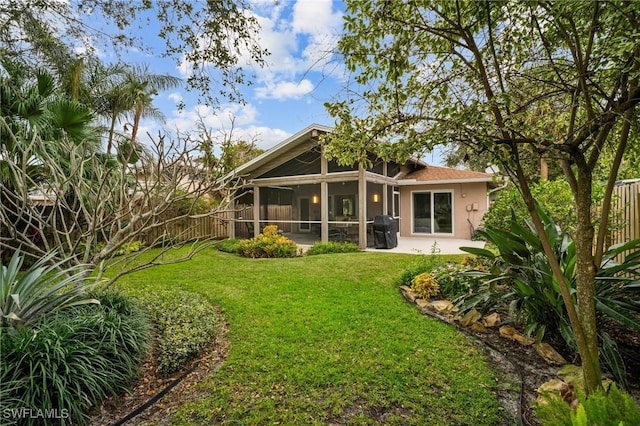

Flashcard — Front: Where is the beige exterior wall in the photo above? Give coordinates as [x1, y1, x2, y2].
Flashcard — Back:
[398, 182, 488, 239]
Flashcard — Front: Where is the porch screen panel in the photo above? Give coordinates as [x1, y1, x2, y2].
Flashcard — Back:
[413, 192, 431, 233]
[433, 192, 452, 233]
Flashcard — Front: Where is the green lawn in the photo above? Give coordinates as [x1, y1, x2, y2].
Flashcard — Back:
[116, 248, 505, 425]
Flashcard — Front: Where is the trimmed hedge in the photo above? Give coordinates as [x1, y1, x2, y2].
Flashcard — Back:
[129, 289, 219, 376]
[306, 241, 361, 255]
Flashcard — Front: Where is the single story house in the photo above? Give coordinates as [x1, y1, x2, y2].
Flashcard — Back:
[227, 124, 493, 248]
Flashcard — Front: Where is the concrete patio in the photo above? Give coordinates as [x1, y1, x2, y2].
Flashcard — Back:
[364, 236, 485, 255]
[291, 233, 485, 255]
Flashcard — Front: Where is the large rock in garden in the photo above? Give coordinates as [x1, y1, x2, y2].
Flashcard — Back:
[399, 286, 417, 302]
[482, 312, 501, 328]
[415, 298, 430, 309]
[470, 322, 488, 333]
[428, 300, 457, 314]
[499, 325, 534, 345]
[534, 343, 567, 365]
[459, 309, 481, 327]
[536, 379, 577, 408]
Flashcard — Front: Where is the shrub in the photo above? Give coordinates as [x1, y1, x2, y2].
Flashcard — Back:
[396, 245, 445, 286]
[431, 263, 476, 299]
[216, 238, 242, 254]
[306, 241, 361, 255]
[0, 291, 150, 425]
[1, 251, 99, 328]
[130, 289, 218, 376]
[411, 273, 440, 299]
[237, 225, 299, 258]
[483, 179, 575, 234]
[115, 240, 146, 256]
[535, 383, 640, 426]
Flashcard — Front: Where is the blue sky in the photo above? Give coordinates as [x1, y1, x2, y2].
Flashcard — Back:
[82, 0, 346, 152]
[81, 0, 444, 164]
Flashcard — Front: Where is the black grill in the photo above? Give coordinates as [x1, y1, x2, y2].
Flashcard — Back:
[373, 215, 398, 249]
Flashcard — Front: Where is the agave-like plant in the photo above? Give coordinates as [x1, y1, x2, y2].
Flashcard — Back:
[0, 251, 99, 327]
[461, 205, 640, 386]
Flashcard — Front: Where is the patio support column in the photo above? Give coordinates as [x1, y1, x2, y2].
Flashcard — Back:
[382, 163, 389, 216]
[358, 164, 367, 249]
[252, 185, 260, 237]
[320, 150, 328, 242]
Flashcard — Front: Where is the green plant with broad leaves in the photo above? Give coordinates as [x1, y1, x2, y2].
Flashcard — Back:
[461, 207, 640, 386]
[1, 291, 150, 425]
[1, 251, 99, 327]
[535, 383, 640, 426]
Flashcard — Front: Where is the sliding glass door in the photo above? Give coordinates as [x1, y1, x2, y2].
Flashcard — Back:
[412, 191, 453, 234]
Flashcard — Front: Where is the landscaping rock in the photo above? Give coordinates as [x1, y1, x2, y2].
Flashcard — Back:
[428, 300, 456, 314]
[482, 312, 501, 328]
[536, 379, 576, 408]
[400, 286, 417, 302]
[534, 343, 567, 366]
[471, 322, 488, 333]
[499, 326, 534, 345]
[459, 309, 481, 327]
[557, 364, 584, 392]
[415, 298, 430, 309]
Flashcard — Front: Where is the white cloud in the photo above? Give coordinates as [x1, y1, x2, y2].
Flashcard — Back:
[159, 102, 290, 150]
[246, 1, 343, 100]
[255, 79, 314, 100]
[292, 0, 342, 38]
[172, 1, 343, 101]
[239, 126, 291, 150]
[165, 103, 259, 136]
[167, 92, 184, 103]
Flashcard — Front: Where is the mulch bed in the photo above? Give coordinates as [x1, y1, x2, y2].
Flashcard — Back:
[399, 288, 640, 426]
[89, 321, 229, 426]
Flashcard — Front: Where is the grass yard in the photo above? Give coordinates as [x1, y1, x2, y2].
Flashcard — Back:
[115, 248, 504, 425]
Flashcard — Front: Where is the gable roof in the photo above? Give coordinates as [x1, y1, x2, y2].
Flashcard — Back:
[400, 164, 493, 184]
[228, 124, 333, 179]
[227, 124, 493, 184]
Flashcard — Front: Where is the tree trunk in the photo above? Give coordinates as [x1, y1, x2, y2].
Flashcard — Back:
[106, 113, 117, 155]
[573, 167, 602, 391]
[517, 155, 602, 394]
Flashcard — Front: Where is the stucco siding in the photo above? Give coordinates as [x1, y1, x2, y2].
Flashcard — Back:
[399, 182, 488, 239]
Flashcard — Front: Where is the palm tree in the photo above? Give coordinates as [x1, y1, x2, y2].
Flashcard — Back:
[98, 65, 181, 157]
[0, 62, 98, 188]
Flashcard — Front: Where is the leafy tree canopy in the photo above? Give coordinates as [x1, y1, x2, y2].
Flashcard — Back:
[0, 0, 267, 107]
[325, 0, 640, 394]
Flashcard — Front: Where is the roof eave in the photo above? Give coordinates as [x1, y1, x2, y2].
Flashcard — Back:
[398, 177, 494, 185]
[224, 124, 334, 180]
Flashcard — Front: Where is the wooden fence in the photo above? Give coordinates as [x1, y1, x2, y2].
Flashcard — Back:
[609, 180, 640, 250]
[140, 214, 229, 246]
[233, 205, 294, 238]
